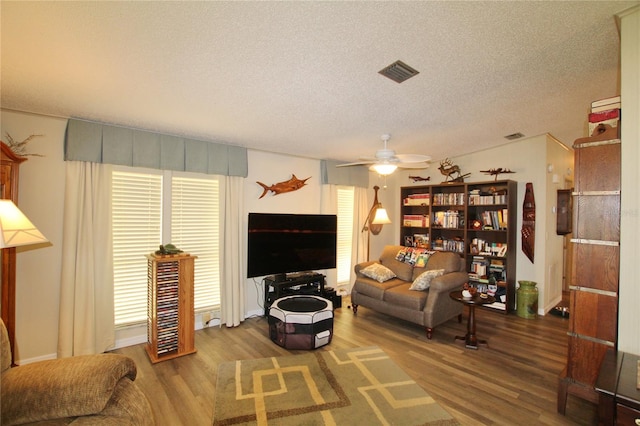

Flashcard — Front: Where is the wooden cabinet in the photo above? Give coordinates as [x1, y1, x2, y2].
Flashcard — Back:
[557, 126, 620, 413]
[596, 350, 640, 425]
[146, 253, 197, 363]
[400, 179, 517, 313]
[0, 142, 27, 362]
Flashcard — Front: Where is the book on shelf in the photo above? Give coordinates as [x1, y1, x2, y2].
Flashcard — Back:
[588, 108, 620, 123]
[433, 210, 461, 228]
[414, 233, 429, 248]
[468, 191, 508, 205]
[432, 192, 465, 206]
[470, 238, 507, 257]
[591, 95, 620, 112]
[470, 256, 489, 277]
[403, 214, 428, 227]
[403, 193, 430, 206]
[487, 301, 506, 310]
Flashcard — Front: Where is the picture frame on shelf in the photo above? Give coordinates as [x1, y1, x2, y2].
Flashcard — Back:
[404, 235, 414, 247]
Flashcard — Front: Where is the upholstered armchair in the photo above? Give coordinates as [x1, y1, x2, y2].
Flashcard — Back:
[0, 320, 154, 425]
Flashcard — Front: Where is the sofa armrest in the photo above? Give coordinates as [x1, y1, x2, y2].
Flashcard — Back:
[354, 261, 377, 275]
[429, 271, 468, 294]
[1, 354, 137, 426]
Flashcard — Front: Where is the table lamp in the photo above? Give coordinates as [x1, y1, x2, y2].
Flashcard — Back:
[0, 200, 48, 248]
[0, 199, 48, 363]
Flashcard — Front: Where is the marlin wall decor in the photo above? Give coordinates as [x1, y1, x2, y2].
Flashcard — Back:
[257, 174, 310, 199]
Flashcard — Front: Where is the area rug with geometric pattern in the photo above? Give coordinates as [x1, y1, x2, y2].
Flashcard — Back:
[212, 346, 459, 425]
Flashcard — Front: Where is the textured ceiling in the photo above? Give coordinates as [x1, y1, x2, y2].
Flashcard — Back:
[1, 1, 637, 165]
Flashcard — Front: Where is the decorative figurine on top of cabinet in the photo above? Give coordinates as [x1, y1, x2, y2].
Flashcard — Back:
[480, 168, 515, 181]
[438, 159, 470, 183]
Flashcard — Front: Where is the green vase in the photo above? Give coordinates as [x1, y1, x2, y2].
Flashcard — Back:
[517, 280, 538, 319]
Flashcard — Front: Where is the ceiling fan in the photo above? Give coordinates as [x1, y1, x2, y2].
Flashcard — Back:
[337, 134, 431, 175]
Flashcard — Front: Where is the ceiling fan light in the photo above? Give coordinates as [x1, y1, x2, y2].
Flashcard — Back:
[371, 163, 397, 175]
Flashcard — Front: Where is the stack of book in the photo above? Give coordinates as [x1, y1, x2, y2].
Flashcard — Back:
[468, 190, 508, 205]
[589, 95, 620, 137]
[403, 193, 430, 206]
[469, 256, 490, 279]
[489, 259, 506, 281]
[433, 210, 462, 228]
[470, 238, 508, 257]
[432, 192, 465, 206]
[403, 214, 428, 227]
[479, 209, 508, 230]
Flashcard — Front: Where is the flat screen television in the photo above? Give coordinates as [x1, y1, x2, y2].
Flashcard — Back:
[247, 213, 337, 280]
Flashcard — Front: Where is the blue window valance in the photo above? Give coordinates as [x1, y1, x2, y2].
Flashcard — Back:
[64, 119, 248, 177]
[320, 159, 369, 188]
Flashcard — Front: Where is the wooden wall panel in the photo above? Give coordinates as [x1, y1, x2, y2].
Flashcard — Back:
[569, 291, 617, 343]
[574, 143, 620, 192]
[571, 244, 620, 293]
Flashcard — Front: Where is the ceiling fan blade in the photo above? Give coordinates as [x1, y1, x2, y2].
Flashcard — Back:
[338, 134, 431, 171]
[336, 160, 376, 167]
[395, 153, 432, 163]
[398, 162, 430, 169]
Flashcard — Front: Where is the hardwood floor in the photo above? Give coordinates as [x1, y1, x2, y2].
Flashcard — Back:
[114, 297, 595, 425]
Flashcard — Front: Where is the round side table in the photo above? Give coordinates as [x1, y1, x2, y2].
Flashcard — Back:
[449, 290, 496, 350]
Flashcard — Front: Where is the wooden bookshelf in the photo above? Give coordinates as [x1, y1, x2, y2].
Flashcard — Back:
[146, 253, 197, 363]
[400, 180, 517, 313]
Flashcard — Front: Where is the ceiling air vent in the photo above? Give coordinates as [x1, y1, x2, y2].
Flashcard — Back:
[379, 60, 420, 83]
[504, 132, 525, 140]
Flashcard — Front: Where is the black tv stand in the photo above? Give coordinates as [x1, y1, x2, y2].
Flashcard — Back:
[263, 272, 325, 316]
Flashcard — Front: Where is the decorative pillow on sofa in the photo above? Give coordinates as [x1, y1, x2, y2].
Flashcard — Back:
[360, 263, 397, 283]
[409, 269, 445, 291]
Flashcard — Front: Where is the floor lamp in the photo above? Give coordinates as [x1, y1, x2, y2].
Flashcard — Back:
[361, 198, 391, 260]
[0, 199, 49, 363]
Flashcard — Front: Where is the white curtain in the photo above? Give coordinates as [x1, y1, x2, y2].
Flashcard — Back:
[321, 185, 369, 293]
[220, 176, 245, 327]
[58, 161, 114, 357]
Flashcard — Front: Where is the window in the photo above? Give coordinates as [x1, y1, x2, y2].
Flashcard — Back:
[112, 168, 221, 327]
[170, 176, 220, 310]
[336, 186, 355, 284]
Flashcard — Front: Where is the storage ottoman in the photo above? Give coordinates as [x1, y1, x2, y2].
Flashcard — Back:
[268, 295, 333, 349]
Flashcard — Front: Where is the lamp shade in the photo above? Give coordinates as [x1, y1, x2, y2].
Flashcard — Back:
[0, 200, 48, 248]
[370, 163, 397, 176]
[371, 207, 391, 225]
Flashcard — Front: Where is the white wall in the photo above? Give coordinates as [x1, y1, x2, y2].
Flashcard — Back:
[243, 150, 326, 317]
[618, 5, 640, 354]
[0, 110, 67, 363]
[544, 138, 574, 312]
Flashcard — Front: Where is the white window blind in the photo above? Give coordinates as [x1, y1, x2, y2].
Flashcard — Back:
[112, 169, 222, 328]
[336, 187, 355, 284]
[170, 176, 221, 310]
[112, 170, 163, 326]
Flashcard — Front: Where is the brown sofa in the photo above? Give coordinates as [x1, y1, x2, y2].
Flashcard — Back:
[1, 320, 154, 426]
[351, 245, 467, 339]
